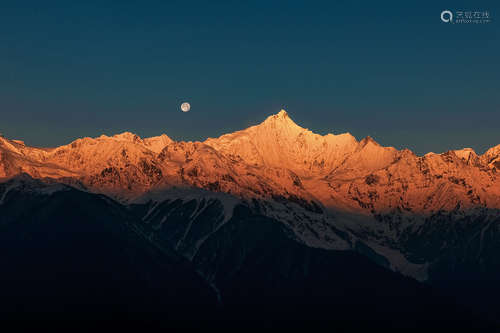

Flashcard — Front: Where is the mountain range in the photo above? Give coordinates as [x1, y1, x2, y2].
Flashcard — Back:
[1, 110, 500, 324]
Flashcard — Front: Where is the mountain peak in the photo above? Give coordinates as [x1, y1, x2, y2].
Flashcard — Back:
[143, 134, 173, 153]
[359, 136, 380, 148]
[265, 109, 291, 121]
[113, 132, 142, 142]
[261, 109, 301, 129]
[277, 109, 288, 117]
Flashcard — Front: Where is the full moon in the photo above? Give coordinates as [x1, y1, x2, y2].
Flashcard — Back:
[180, 102, 190, 112]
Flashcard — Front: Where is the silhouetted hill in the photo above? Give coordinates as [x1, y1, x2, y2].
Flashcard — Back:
[0, 185, 219, 320]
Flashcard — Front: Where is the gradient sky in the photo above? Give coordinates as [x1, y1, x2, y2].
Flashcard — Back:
[1, 0, 499, 155]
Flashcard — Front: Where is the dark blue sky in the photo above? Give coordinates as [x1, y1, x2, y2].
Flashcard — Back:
[1, 1, 498, 154]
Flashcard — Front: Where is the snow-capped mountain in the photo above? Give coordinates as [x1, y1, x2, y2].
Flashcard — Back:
[3, 110, 498, 207]
[1, 111, 500, 283]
